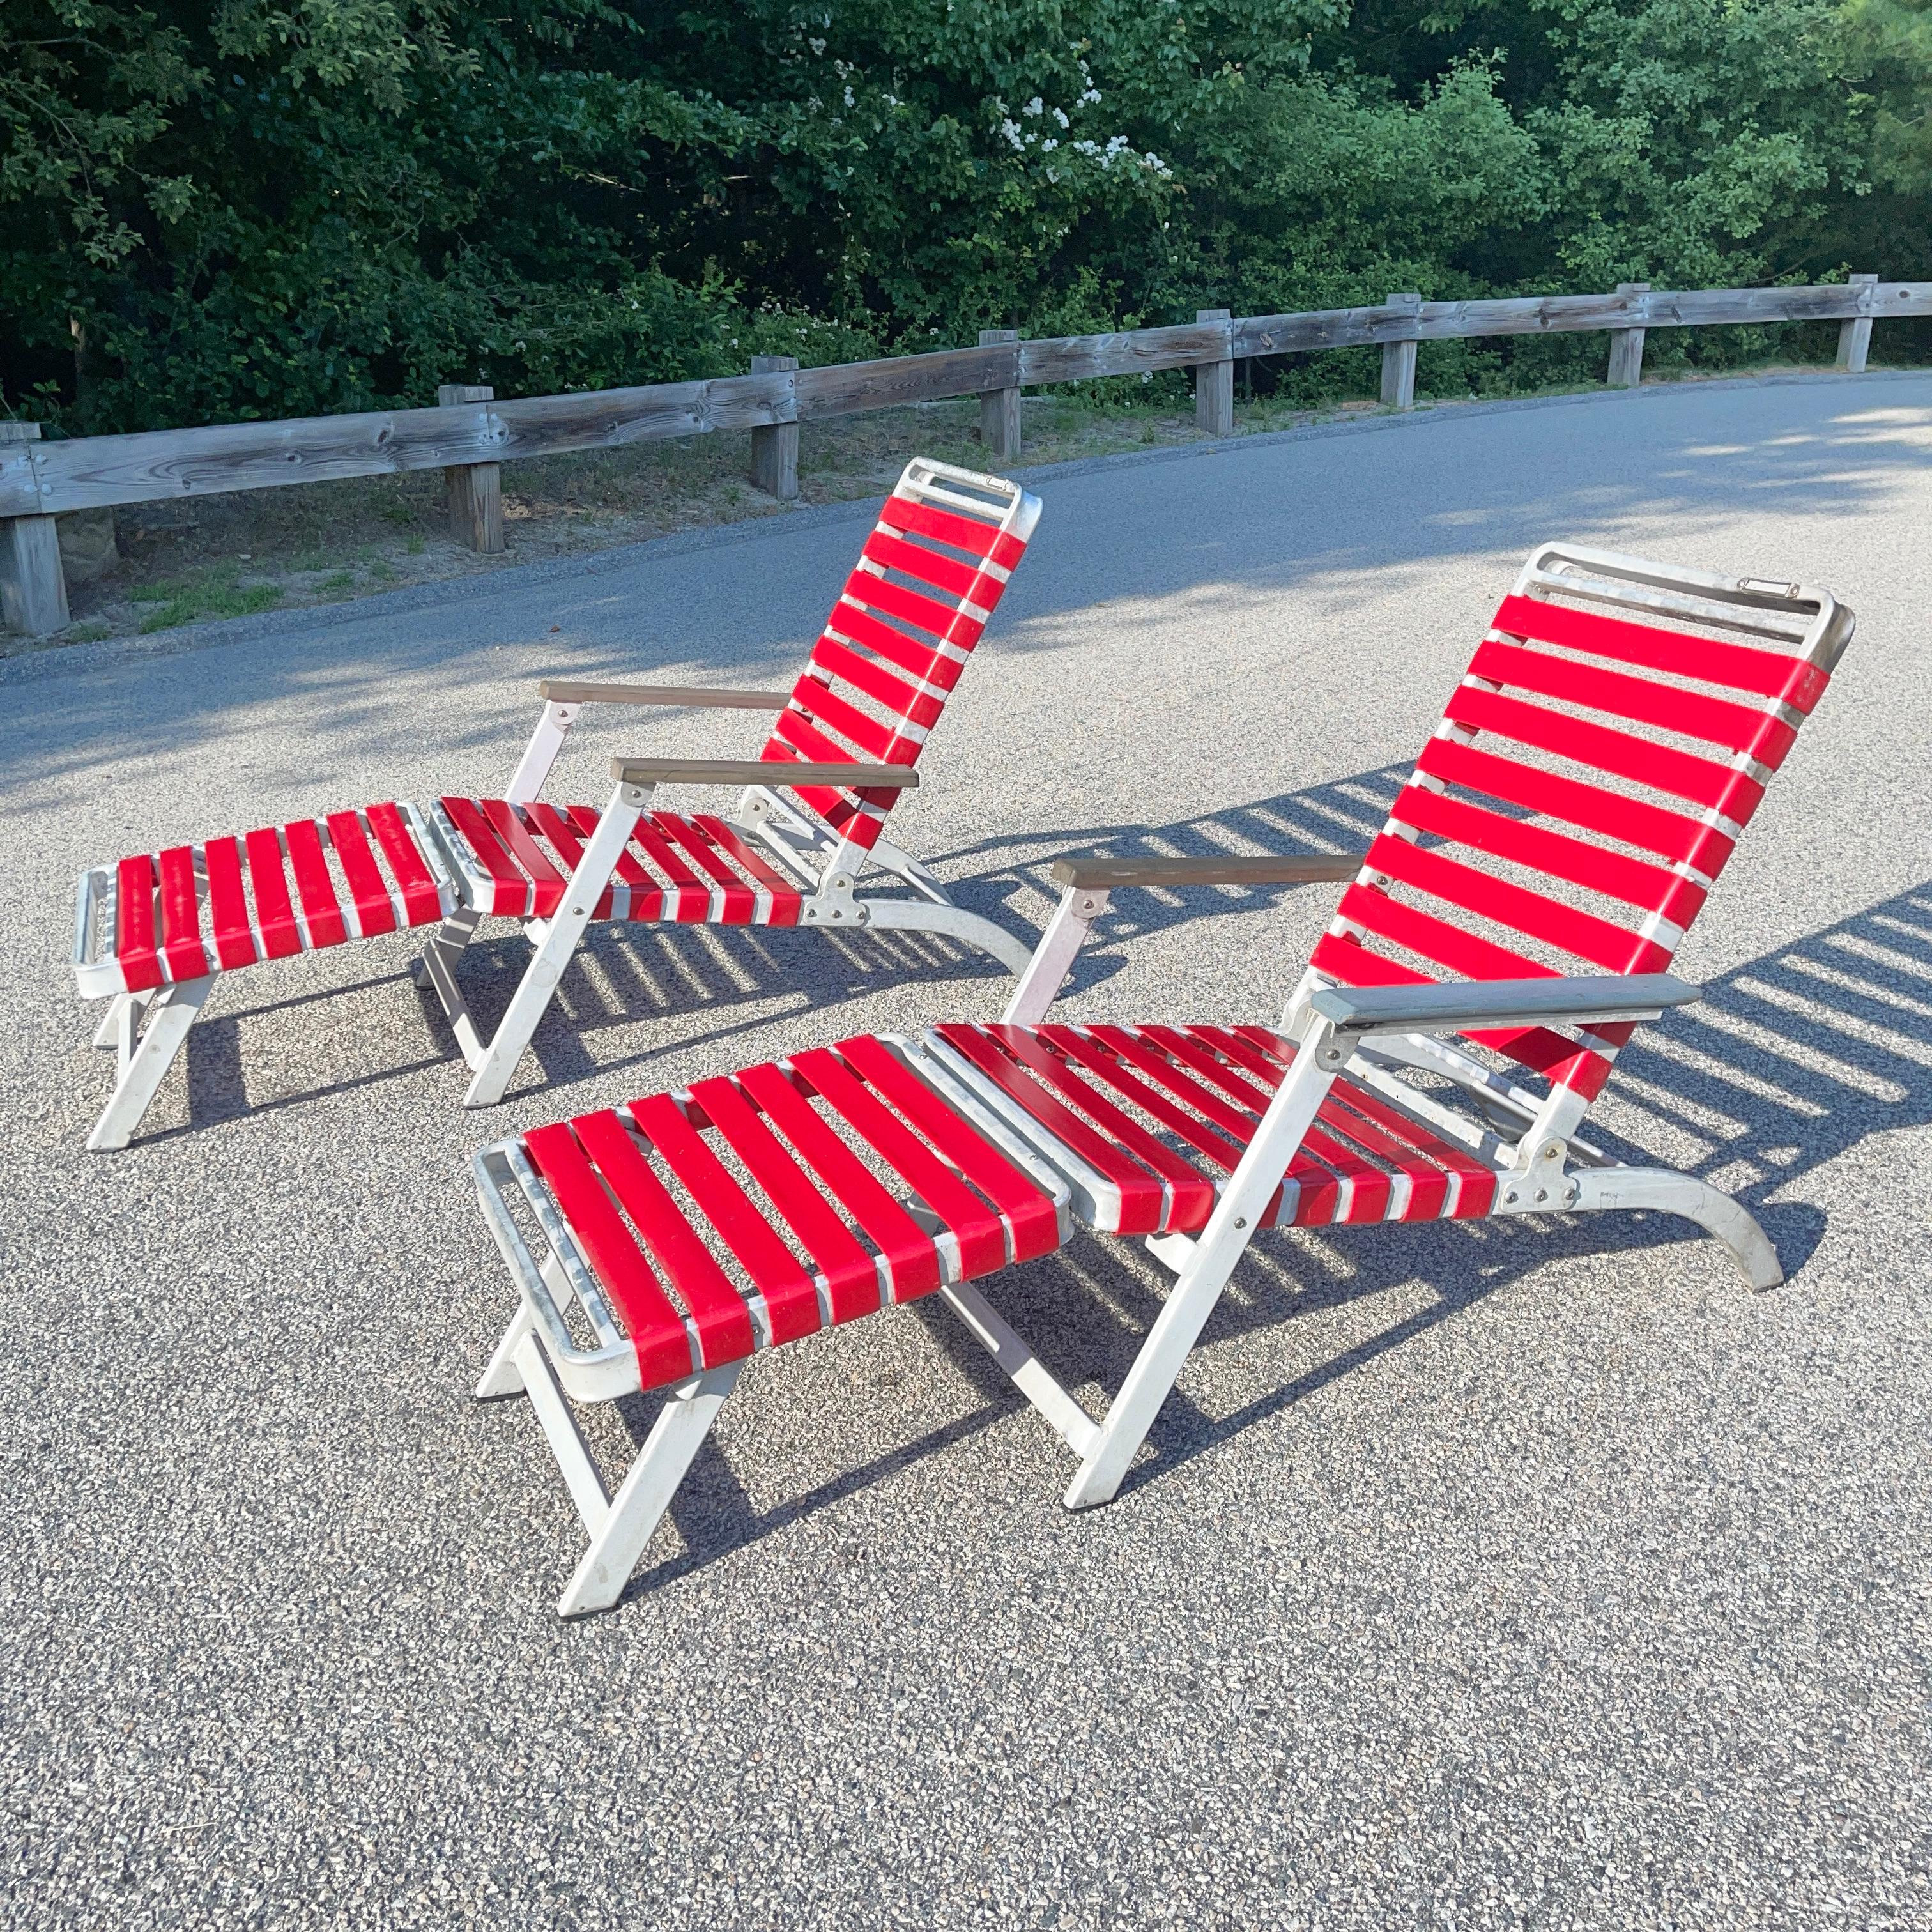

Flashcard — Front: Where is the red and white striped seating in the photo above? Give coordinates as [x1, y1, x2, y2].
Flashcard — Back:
[475, 542, 1854, 1615]
[393, 456, 1043, 1108]
[76, 804, 455, 999]
[72, 458, 1041, 1149]
[429, 797, 807, 926]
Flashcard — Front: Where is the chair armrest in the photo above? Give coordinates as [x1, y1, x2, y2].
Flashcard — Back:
[1307, 972, 1700, 1040]
[611, 756, 919, 789]
[540, 680, 792, 709]
[1048, 853, 1366, 891]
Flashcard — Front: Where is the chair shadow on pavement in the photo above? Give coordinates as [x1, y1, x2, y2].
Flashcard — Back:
[625, 875, 1932, 1595]
[172, 762, 1406, 1133]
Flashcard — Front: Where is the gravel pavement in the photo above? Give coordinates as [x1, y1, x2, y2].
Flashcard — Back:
[3, 374, 1929, 1929]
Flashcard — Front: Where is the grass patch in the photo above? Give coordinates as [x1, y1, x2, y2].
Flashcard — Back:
[129, 566, 284, 634]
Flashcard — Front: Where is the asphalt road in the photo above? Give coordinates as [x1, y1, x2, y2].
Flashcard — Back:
[3, 374, 1929, 1929]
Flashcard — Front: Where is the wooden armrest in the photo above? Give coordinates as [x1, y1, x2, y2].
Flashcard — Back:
[1308, 972, 1699, 1039]
[1048, 853, 1365, 891]
[540, 680, 792, 709]
[612, 756, 919, 789]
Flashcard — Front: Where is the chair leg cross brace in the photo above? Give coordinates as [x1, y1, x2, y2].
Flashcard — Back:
[415, 781, 654, 1108]
[1062, 1016, 1342, 1507]
[483, 1305, 746, 1618]
[87, 974, 215, 1152]
[940, 1016, 1345, 1512]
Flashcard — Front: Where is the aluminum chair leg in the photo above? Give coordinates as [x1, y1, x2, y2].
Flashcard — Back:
[1574, 1165, 1784, 1291]
[476, 1305, 535, 1399]
[856, 896, 1036, 973]
[87, 974, 215, 1152]
[92, 986, 162, 1050]
[1002, 885, 1110, 1024]
[461, 781, 650, 1108]
[556, 1360, 744, 1618]
[410, 903, 482, 993]
[1063, 1021, 1342, 1508]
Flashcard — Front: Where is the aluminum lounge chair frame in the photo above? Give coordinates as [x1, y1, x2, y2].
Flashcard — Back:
[399, 455, 1042, 1107]
[70, 459, 1041, 1146]
[473, 543, 1852, 1614]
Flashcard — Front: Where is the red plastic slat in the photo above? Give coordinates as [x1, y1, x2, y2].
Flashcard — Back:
[572, 1108, 758, 1370]
[1213, 1027, 1501, 1218]
[824, 604, 965, 690]
[1325, 896, 1614, 1093]
[113, 855, 163, 993]
[625, 1094, 824, 1346]
[1469, 639, 1795, 765]
[283, 819, 348, 948]
[480, 800, 568, 919]
[838, 1037, 1061, 1262]
[790, 1046, 1009, 1276]
[691, 815, 805, 919]
[938, 1025, 1205, 1234]
[523, 1121, 696, 1389]
[809, 638, 939, 730]
[440, 797, 531, 916]
[324, 810, 399, 938]
[650, 815, 756, 923]
[841, 573, 978, 647]
[862, 529, 981, 601]
[155, 846, 211, 981]
[1393, 778, 1703, 925]
[1365, 832, 1670, 974]
[686, 1073, 882, 1324]
[1131, 1027, 1386, 1222]
[1416, 736, 1732, 875]
[1492, 594, 1828, 712]
[243, 828, 302, 958]
[203, 836, 259, 971]
[364, 803, 446, 926]
[1444, 687, 1761, 822]
[877, 493, 1000, 557]
[521, 802, 613, 919]
[734, 1061, 941, 1300]
[785, 681, 900, 763]
[1076, 1027, 1264, 1150]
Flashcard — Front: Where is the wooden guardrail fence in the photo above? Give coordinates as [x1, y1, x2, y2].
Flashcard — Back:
[2, 273, 1923, 636]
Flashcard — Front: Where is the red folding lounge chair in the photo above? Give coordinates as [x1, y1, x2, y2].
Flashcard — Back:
[71, 459, 1042, 1147]
[473, 543, 1852, 1616]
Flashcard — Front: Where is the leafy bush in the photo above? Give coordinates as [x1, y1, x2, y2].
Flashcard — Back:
[2, 0, 1924, 434]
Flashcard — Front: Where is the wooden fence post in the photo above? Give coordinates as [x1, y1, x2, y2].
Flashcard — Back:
[438, 384, 503, 553]
[1195, 309, 1234, 437]
[0, 424, 68, 636]
[1837, 273, 1878, 373]
[749, 356, 800, 500]
[978, 330, 1022, 462]
[1380, 294, 1422, 410]
[1607, 284, 1650, 388]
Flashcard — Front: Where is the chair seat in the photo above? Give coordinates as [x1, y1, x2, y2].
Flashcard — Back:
[434, 797, 809, 926]
[76, 802, 457, 997]
[925, 1023, 1502, 1236]
[492, 1034, 1070, 1393]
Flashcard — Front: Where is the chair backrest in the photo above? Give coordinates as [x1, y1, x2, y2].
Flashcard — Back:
[759, 458, 1042, 854]
[1305, 543, 1853, 1103]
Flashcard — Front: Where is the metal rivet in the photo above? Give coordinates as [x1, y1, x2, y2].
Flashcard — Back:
[1542, 1142, 1561, 1161]
[1234, 1216, 1247, 1229]
[1535, 1188, 1547, 1204]
[1504, 1189, 1518, 1204]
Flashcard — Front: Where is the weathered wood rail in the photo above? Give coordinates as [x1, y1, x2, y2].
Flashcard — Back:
[3, 274, 1925, 634]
